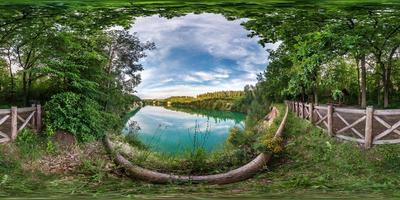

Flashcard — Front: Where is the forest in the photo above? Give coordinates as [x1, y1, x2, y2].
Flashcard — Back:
[243, 7, 400, 108]
[0, 6, 153, 141]
[147, 91, 245, 112]
[1, 1, 400, 199]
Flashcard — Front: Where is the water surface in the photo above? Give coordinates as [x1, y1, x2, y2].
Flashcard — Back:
[124, 106, 245, 154]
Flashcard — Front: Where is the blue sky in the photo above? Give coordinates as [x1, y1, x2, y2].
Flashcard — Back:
[130, 13, 277, 99]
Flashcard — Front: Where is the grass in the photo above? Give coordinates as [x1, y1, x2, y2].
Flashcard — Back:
[2, 105, 400, 199]
[258, 110, 400, 193]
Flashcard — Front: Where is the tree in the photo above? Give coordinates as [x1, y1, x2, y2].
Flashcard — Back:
[103, 30, 155, 111]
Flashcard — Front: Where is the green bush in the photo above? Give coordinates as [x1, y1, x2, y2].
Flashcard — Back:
[15, 129, 47, 158]
[16, 129, 38, 147]
[44, 92, 107, 143]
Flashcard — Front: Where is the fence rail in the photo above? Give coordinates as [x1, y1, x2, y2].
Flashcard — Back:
[0, 105, 42, 144]
[286, 101, 400, 148]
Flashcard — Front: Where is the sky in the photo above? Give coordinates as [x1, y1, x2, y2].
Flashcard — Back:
[130, 13, 277, 99]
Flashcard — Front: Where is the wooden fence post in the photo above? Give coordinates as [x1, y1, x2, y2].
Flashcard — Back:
[301, 103, 305, 119]
[293, 102, 296, 113]
[36, 104, 42, 133]
[327, 105, 334, 136]
[31, 104, 36, 130]
[364, 106, 374, 149]
[292, 101, 296, 112]
[11, 107, 17, 141]
[309, 103, 314, 124]
[292, 101, 294, 111]
[296, 102, 300, 117]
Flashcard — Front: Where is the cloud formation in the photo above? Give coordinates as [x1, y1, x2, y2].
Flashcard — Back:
[130, 13, 276, 99]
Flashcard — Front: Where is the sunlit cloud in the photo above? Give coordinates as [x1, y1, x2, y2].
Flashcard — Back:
[129, 13, 277, 99]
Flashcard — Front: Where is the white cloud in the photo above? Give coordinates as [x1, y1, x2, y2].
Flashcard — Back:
[129, 13, 277, 99]
[182, 75, 202, 83]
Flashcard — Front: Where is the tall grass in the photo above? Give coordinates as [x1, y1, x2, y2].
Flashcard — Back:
[261, 110, 400, 192]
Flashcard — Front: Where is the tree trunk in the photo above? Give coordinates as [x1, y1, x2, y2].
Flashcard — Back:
[360, 55, 367, 108]
[383, 68, 390, 108]
[313, 88, 318, 105]
[383, 46, 399, 108]
[377, 79, 381, 107]
[22, 71, 27, 105]
[8, 65, 15, 101]
[27, 72, 32, 105]
[104, 44, 115, 111]
[379, 60, 390, 108]
[6, 48, 15, 101]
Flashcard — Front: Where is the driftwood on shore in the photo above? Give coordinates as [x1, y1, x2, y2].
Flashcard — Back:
[103, 105, 288, 184]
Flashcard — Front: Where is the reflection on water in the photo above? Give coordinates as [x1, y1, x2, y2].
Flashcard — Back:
[123, 106, 245, 154]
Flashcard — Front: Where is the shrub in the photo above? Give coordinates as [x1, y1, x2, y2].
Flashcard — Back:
[16, 129, 38, 148]
[15, 129, 46, 158]
[44, 92, 107, 143]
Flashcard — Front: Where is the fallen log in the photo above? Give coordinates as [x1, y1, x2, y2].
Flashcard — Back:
[103, 105, 288, 184]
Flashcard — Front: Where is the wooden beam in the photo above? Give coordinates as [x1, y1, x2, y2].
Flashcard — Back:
[374, 120, 400, 141]
[31, 104, 36, 130]
[36, 104, 42, 132]
[17, 115, 25, 123]
[18, 111, 35, 133]
[0, 115, 10, 126]
[0, 131, 10, 139]
[0, 109, 11, 115]
[335, 113, 365, 139]
[374, 109, 400, 116]
[336, 134, 365, 143]
[16, 107, 36, 113]
[327, 105, 333, 136]
[373, 116, 400, 136]
[11, 107, 17, 141]
[309, 103, 314, 124]
[335, 108, 366, 114]
[364, 106, 374, 149]
[373, 138, 400, 144]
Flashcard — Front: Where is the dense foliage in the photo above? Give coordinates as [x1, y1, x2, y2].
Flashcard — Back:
[0, 6, 153, 141]
[243, 7, 400, 108]
[196, 91, 244, 100]
[147, 91, 246, 112]
[44, 92, 110, 142]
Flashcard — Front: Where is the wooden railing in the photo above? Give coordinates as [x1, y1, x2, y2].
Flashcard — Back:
[0, 105, 42, 144]
[286, 101, 400, 148]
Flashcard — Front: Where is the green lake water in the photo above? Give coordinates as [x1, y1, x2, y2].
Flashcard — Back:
[124, 106, 245, 154]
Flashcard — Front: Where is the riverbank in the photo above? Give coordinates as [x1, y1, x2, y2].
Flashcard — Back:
[170, 98, 243, 112]
[145, 91, 247, 113]
[2, 104, 400, 198]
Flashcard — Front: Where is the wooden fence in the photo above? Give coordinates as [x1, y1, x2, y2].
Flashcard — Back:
[0, 105, 42, 144]
[286, 101, 400, 148]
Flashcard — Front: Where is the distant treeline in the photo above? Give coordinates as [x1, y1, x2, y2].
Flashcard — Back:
[196, 91, 244, 100]
[144, 90, 246, 112]
[164, 96, 195, 103]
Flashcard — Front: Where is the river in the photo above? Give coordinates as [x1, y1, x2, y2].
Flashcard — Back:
[123, 106, 245, 154]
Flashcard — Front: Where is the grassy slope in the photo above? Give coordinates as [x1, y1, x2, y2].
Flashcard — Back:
[2, 105, 400, 198]
[263, 111, 400, 191]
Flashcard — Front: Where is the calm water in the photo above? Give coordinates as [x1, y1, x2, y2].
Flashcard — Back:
[124, 106, 245, 154]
